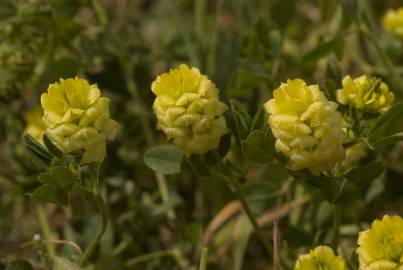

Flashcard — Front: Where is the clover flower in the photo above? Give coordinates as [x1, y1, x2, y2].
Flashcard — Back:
[25, 107, 46, 143]
[294, 246, 346, 270]
[151, 64, 228, 155]
[264, 79, 345, 175]
[383, 8, 403, 38]
[336, 75, 395, 113]
[356, 215, 403, 270]
[41, 78, 119, 164]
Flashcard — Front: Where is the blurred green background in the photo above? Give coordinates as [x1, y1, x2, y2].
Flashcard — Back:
[0, 0, 403, 269]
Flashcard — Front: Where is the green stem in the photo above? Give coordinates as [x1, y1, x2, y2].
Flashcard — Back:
[0, 239, 82, 257]
[331, 205, 341, 250]
[91, 0, 108, 27]
[124, 58, 176, 221]
[273, 219, 280, 270]
[227, 176, 273, 255]
[125, 249, 178, 267]
[359, 26, 403, 89]
[198, 247, 208, 270]
[206, 0, 224, 76]
[79, 166, 108, 266]
[359, 27, 394, 72]
[36, 204, 55, 257]
[195, 0, 207, 43]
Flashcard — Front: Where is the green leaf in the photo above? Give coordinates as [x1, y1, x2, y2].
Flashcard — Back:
[143, 145, 183, 174]
[345, 161, 385, 189]
[242, 130, 273, 163]
[368, 132, 403, 148]
[340, 0, 358, 28]
[306, 176, 357, 204]
[371, 103, 403, 132]
[49, 166, 74, 189]
[24, 134, 52, 166]
[250, 107, 267, 131]
[5, 259, 34, 270]
[25, 147, 49, 169]
[302, 36, 343, 62]
[324, 79, 338, 102]
[368, 103, 403, 147]
[217, 132, 232, 157]
[230, 99, 251, 141]
[32, 185, 68, 206]
[38, 173, 54, 185]
[232, 215, 253, 270]
[189, 155, 210, 177]
[43, 134, 63, 158]
[326, 61, 342, 87]
[283, 226, 312, 248]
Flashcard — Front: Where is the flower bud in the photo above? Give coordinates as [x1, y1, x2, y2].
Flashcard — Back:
[41, 78, 119, 163]
[151, 64, 228, 155]
[383, 8, 403, 38]
[336, 75, 395, 113]
[356, 215, 403, 270]
[264, 79, 345, 175]
[294, 246, 346, 270]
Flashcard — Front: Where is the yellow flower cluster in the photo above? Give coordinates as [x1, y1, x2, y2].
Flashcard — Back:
[336, 75, 395, 113]
[41, 78, 119, 164]
[294, 246, 346, 270]
[357, 215, 403, 270]
[264, 79, 345, 175]
[383, 8, 403, 38]
[151, 64, 228, 155]
[25, 106, 46, 143]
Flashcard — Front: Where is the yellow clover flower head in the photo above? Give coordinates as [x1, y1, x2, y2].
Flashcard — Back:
[383, 8, 403, 38]
[356, 215, 403, 270]
[151, 64, 228, 155]
[264, 79, 346, 175]
[25, 106, 46, 143]
[294, 246, 346, 270]
[41, 78, 119, 164]
[336, 75, 395, 113]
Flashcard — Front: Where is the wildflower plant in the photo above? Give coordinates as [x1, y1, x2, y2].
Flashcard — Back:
[4, 1, 403, 270]
[41, 77, 119, 164]
[23, 77, 118, 267]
